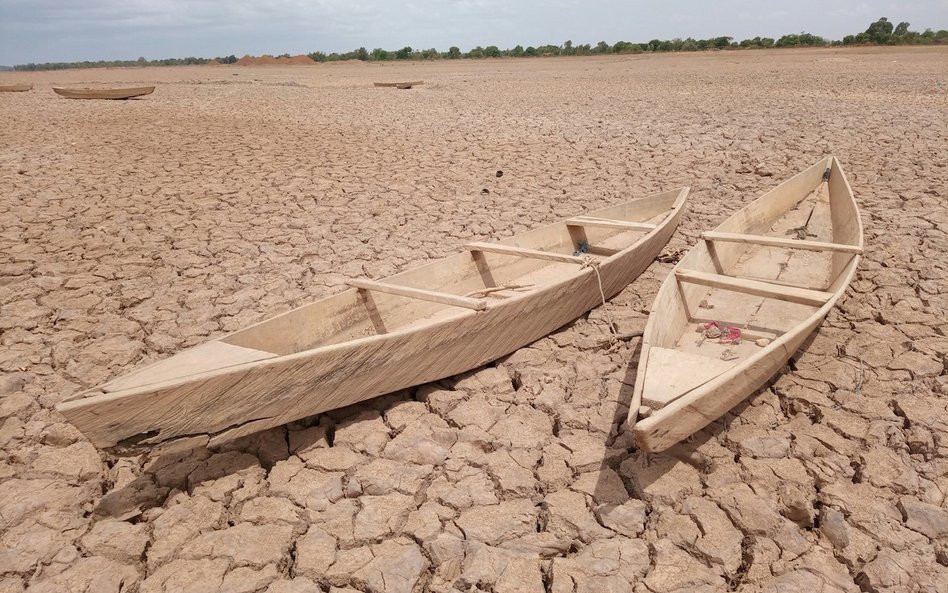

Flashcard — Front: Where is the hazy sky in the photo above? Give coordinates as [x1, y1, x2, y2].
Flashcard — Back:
[1, 0, 946, 64]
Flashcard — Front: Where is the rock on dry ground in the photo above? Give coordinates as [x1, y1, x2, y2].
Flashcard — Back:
[1, 47, 946, 592]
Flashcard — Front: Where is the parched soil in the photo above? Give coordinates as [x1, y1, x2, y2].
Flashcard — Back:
[0, 47, 946, 593]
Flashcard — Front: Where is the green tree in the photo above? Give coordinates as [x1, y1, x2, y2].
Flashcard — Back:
[395, 46, 413, 59]
[371, 48, 390, 60]
[866, 17, 894, 44]
[447, 46, 461, 59]
[562, 39, 573, 55]
[594, 41, 610, 53]
[356, 47, 369, 61]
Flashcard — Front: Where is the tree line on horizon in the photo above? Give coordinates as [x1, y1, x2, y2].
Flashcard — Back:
[13, 17, 947, 71]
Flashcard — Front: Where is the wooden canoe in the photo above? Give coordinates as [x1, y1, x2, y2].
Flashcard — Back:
[52, 86, 155, 100]
[629, 156, 862, 452]
[58, 188, 689, 450]
[374, 80, 424, 88]
[0, 83, 32, 92]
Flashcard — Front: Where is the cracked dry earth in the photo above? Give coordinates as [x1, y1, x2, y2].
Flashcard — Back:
[1, 47, 946, 593]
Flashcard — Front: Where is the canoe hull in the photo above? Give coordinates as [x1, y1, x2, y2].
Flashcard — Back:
[53, 86, 155, 100]
[58, 190, 687, 450]
[629, 156, 862, 452]
[0, 84, 32, 92]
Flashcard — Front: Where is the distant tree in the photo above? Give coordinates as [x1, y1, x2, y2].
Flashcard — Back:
[612, 40, 633, 53]
[356, 47, 369, 60]
[395, 46, 413, 59]
[371, 48, 390, 60]
[562, 40, 573, 55]
[510, 44, 524, 57]
[137, 56, 146, 63]
[866, 17, 894, 44]
[467, 46, 485, 58]
[308, 51, 327, 62]
[484, 45, 501, 57]
[894, 21, 910, 37]
[712, 36, 732, 49]
[524, 46, 538, 56]
[447, 46, 461, 59]
[594, 41, 610, 53]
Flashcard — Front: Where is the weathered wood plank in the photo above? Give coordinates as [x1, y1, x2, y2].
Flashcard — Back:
[701, 231, 862, 254]
[465, 242, 588, 264]
[675, 270, 833, 307]
[349, 279, 487, 311]
[567, 216, 657, 231]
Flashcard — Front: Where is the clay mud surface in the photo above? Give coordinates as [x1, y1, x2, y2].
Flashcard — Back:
[1, 47, 946, 592]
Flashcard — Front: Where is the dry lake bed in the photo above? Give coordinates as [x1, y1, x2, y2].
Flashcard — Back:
[0, 47, 946, 592]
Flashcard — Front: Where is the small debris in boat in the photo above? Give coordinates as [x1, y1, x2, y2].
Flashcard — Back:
[755, 338, 771, 347]
[658, 248, 686, 263]
[698, 299, 714, 309]
[720, 348, 739, 361]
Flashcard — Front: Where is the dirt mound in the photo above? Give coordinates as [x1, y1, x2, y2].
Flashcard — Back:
[279, 55, 317, 65]
[206, 59, 221, 66]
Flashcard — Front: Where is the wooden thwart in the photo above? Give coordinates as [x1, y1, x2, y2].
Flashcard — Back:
[567, 216, 657, 231]
[702, 231, 862, 254]
[465, 242, 588, 264]
[349, 278, 487, 311]
[675, 270, 833, 307]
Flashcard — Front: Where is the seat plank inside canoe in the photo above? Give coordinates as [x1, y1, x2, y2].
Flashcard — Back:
[101, 342, 278, 393]
[641, 347, 738, 409]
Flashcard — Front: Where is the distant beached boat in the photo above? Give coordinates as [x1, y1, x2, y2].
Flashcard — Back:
[374, 80, 424, 88]
[58, 188, 689, 451]
[0, 83, 32, 92]
[628, 156, 863, 452]
[52, 86, 155, 100]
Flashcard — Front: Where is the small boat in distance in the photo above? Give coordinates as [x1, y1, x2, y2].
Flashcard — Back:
[58, 188, 689, 451]
[629, 156, 862, 452]
[374, 80, 424, 88]
[0, 83, 33, 92]
[52, 86, 155, 100]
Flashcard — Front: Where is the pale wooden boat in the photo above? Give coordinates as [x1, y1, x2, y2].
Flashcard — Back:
[629, 157, 862, 452]
[52, 86, 155, 100]
[374, 80, 423, 88]
[0, 83, 32, 92]
[58, 188, 689, 450]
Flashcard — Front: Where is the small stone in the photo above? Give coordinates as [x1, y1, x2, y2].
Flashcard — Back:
[820, 507, 850, 549]
[756, 338, 771, 347]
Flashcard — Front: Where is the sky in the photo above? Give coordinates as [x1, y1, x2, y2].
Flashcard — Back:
[1, 0, 946, 65]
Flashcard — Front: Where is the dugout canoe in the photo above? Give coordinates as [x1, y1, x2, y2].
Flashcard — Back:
[52, 86, 155, 99]
[629, 156, 862, 452]
[0, 83, 32, 92]
[58, 187, 689, 451]
[374, 80, 423, 88]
